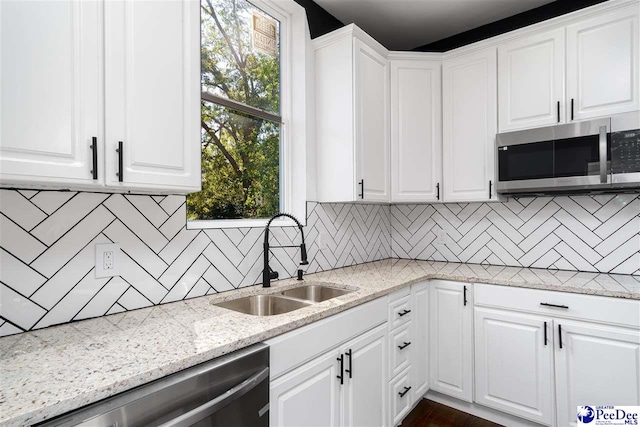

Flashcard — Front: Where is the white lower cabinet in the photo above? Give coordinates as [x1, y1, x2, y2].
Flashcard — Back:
[474, 307, 554, 425]
[411, 282, 430, 398]
[555, 320, 640, 427]
[429, 280, 473, 402]
[268, 298, 388, 427]
[271, 325, 387, 427]
[271, 281, 640, 427]
[341, 324, 388, 427]
[270, 348, 342, 427]
[386, 283, 430, 426]
[474, 283, 640, 427]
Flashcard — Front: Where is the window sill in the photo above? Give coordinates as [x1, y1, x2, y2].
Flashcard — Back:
[186, 217, 300, 230]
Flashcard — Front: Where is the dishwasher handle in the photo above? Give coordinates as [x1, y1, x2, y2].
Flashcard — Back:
[158, 367, 269, 427]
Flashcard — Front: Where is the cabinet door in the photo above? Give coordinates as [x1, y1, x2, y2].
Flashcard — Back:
[342, 323, 388, 427]
[354, 39, 390, 202]
[0, 0, 102, 187]
[498, 28, 565, 131]
[270, 348, 342, 427]
[390, 59, 442, 202]
[555, 320, 640, 427]
[104, 0, 200, 193]
[429, 280, 473, 402]
[475, 308, 554, 425]
[567, 5, 640, 121]
[412, 282, 429, 398]
[442, 47, 497, 202]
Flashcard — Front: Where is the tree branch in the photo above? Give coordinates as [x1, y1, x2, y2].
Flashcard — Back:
[202, 119, 243, 179]
[203, 0, 251, 98]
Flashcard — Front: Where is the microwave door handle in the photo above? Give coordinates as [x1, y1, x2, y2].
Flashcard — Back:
[599, 125, 607, 184]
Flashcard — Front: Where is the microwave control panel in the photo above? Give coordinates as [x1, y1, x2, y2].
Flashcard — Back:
[611, 129, 640, 173]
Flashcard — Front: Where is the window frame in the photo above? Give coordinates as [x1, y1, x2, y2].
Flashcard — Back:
[188, 0, 304, 229]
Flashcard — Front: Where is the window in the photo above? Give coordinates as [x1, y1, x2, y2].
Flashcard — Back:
[188, 0, 286, 224]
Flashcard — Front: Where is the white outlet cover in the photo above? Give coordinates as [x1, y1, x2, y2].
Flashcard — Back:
[436, 229, 448, 245]
[95, 243, 120, 278]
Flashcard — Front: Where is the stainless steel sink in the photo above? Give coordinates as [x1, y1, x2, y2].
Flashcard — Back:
[214, 295, 311, 316]
[280, 284, 353, 302]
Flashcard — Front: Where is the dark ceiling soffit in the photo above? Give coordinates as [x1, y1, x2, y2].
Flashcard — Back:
[412, 0, 609, 52]
[293, 0, 344, 39]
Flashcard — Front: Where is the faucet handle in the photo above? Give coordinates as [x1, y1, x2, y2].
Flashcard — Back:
[269, 269, 279, 280]
[297, 269, 304, 281]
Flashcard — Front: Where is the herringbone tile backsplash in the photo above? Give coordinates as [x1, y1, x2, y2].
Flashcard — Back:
[0, 190, 390, 336]
[392, 194, 639, 275]
[1, 189, 638, 336]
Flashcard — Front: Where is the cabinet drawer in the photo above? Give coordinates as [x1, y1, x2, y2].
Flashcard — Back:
[475, 284, 640, 328]
[390, 367, 413, 426]
[389, 322, 412, 379]
[389, 295, 412, 329]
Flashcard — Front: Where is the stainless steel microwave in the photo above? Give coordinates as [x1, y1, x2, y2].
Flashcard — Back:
[496, 111, 640, 195]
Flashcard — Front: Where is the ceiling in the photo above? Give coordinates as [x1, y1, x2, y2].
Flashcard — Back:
[313, 0, 557, 50]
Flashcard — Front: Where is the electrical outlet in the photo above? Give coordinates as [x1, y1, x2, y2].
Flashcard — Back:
[436, 229, 448, 245]
[95, 243, 120, 278]
[103, 250, 114, 270]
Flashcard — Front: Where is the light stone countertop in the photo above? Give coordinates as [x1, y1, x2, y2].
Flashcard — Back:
[1, 259, 639, 426]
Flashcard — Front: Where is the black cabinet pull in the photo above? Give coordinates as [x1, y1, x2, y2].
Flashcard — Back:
[336, 354, 344, 385]
[398, 342, 411, 350]
[398, 309, 411, 317]
[116, 141, 123, 182]
[489, 180, 492, 199]
[557, 101, 560, 123]
[463, 286, 468, 306]
[558, 324, 563, 349]
[345, 349, 352, 379]
[436, 183, 440, 200]
[399, 386, 411, 398]
[90, 137, 98, 180]
[571, 99, 574, 120]
[358, 179, 364, 199]
[540, 302, 569, 309]
[544, 321, 547, 346]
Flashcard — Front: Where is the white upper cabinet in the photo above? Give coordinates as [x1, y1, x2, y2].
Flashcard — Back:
[390, 57, 442, 202]
[104, 0, 201, 192]
[315, 25, 390, 202]
[566, 4, 640, 121]
[0, 0, 102, 187]
[355, 39, 391, 202]
[442, 47, 498, 202]
[0, 0, 200, 194]
[498, 28, 566, 132]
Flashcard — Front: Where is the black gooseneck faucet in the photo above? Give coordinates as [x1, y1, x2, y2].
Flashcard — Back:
[263, 213, 308, 288]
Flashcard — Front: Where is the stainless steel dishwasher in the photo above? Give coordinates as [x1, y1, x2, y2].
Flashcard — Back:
[39, 344, 269, 427]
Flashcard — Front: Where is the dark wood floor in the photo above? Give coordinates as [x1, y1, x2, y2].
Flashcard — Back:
[401, 399, 503, 427]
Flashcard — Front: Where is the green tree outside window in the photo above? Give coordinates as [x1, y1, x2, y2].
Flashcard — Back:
[187, 0, 281, 221]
